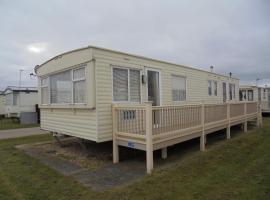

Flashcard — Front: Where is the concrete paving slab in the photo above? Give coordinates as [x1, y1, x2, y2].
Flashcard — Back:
[0, 127, 47, 140]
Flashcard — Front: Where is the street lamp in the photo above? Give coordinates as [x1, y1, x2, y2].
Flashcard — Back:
[18, 69, 34, 113]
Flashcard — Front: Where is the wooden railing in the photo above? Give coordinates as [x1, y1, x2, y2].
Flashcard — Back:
[112, 101, 261, 174]
[152, 105, 202, 135]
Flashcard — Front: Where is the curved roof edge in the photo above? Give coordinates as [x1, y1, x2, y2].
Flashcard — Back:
[35, 45, 239, 80]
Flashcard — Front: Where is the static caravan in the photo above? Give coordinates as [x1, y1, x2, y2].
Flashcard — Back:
[35, 46, 240, 142]
[36, 46, 262, 173]
[0, 91, 5, 117]
[260, 86, 270, 113]
[239, 85, 259, 102]
[240, 85, 270, 113]
[3, 86, 38, 118]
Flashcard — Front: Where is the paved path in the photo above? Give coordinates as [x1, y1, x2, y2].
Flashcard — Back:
[0, 127, 48, 139]
[19, 144, 146, 191]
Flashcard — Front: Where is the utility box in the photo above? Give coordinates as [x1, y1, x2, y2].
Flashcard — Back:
[20, 112, 38, 124]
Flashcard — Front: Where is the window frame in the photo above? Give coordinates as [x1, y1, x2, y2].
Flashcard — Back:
[40, 65, 87, 106]
[171, 74, 187, 102]
[112, 66, 142, 103]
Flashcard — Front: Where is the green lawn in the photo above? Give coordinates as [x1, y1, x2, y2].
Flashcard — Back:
[0, 118, 39, 130]
[0, 119, 270, 200]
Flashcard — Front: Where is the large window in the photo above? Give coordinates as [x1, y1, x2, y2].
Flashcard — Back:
[40, 66, 86, 105]
[113, 67, 140, 102]
[172, 75, 186, 101]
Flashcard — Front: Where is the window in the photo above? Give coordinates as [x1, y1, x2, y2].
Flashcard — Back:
[263, 89, 266, 99]
[50, 70, 72, 104]
[172, 75, 186, 101]
[213, 81, 217, 96]
[208, 80, 212, 96]
[248, 90, 253, 101]
[40, 66, 86, 105]
[130, 70, 141, 102]
[229, 83, 236, 100]
[41, 77, 48, 104]
[73, 68, 86, 103]
[113, 67, 140, 102]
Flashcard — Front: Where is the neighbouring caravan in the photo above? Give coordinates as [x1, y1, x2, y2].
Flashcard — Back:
[0, 91, 5, 117]
[239, 85, 259, 102]
[260, 86, 270, 113]
[240, 85, 270, 113]
[35, 46, 240, 142]
[3, 86, 38, 117]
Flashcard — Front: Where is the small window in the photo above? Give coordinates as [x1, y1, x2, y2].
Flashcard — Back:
[130, 70, 141, 102]
[113, 67, 140, 102]
[208, 80, 212, 96]
[73, 67, 86, 103]
[41, 77, 48, 104]
[172, 75, 186, 101]
[213, 81, 218, 96]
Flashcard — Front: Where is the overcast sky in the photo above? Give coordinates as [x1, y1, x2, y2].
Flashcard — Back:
[0, 0, 269, 90]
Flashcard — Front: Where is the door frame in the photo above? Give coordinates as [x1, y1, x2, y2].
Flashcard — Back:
[145, 68, 162, 106]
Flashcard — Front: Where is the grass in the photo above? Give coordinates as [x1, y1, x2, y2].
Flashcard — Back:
[0, 118, 39, 130]
[0, 118, 270, 200]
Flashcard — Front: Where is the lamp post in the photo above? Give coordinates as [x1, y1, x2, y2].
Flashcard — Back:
[18, 69, 33, 116]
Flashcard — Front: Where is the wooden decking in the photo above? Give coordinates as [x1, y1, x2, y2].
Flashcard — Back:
[112, 101, 262, 174]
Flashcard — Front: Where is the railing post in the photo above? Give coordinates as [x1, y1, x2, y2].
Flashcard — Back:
[226, 103, 231, 139]
[200, 103, 205, 151]
[112, 105, 119, 164]
[244, 102, 248, 132]
[145, 101, 153, 174]
[256, 102, 260, 127]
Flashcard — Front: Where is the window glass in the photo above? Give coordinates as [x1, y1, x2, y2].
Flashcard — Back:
[113, 68, 128, 101]
[113, 67, 141, 102]
[248, 90, 253, 101]
[130, 70, 140, 102]
[172, 75, 186, 101]
[50, 70, 72, 103]
[73, 68, 85, 80]
[74, 80, 86, 103]
[208, 80, 212, 96]
[214, 81, 217, 96]
[229, 83, 233, 100]
[41, 77, 48, 104]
